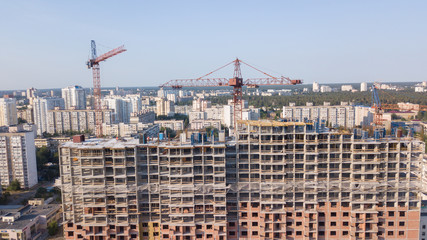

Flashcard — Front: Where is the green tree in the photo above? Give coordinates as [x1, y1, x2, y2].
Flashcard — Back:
[35, 187, 48, 199]
[47, 220, 59, 236]
[7, 180, 21, 191]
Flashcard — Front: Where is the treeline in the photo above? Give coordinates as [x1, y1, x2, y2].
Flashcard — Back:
[208, 90, 427, 108]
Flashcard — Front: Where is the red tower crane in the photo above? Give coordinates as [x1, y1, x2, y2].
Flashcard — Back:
[160, 58, 302, 131]
[87, 40, 126, 137]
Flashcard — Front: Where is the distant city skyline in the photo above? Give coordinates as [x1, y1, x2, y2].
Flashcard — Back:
[1, 1, 427, 90]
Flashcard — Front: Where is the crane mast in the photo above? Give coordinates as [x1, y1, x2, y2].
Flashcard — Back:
[87, 40, 126, 137]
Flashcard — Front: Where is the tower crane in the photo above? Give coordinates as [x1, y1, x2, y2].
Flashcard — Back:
[371, 82, 383, 127]
[160, 58, 302, 131]
[371, 83, 427, 128]
[87, 40, 126, 137]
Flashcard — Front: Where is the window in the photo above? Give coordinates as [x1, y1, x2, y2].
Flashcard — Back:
[252, 212, 258, 217]
[286, 212, 292, 217]
[163, 235, 169, 239]
[319, 212, 325, 217]
[319, 222, 325, 227]
[331, 222, 336, 226]
[343, 212, 349, 217]
[286, 222, 292, 226]
[296, 212, 302, 217]
[241, 231, 247, 236]
[229, 231, 235, 236]
[196, 235, 203, 239]
[163, 225, 169, 229]
[207, 225, 212, 229]
[399, 231, 404, 236]
[400, 211, 405, 217]
[399, 222, 405, 227]
[242, 222, 247, 227]
[229, 222, 235, 227]
[241, 212, 247, 217]
[388, 231, 394, 236]
[252, 222, 258, 227]
[389, 211, 394, 217]
[331, 212, 337, 217]
[207, 234, 212, 239]
[286, 231, 292, 236]
[252, 231, 258, 236]
[388, 222, 394, 226]
[423, 225, 426, 229]
[296, 222, 302, 226]
[296, 231, 302, 236]
[343, 222, 349, 226]
[241, 203, 247, 207]
[343, 231, 348, 236]
[319, 231, 325, 236]
[331, 231, 336, 236]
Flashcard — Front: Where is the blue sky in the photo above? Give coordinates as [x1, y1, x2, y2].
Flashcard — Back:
[1, 1, 426, 90]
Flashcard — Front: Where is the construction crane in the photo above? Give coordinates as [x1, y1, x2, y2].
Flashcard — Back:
[160, 58, 302, 131]
[371, 82, 383, 127]
[371, 83, 427, 126]
[87, 40, 126, 137]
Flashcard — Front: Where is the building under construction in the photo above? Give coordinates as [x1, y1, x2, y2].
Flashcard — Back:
[59, 120, 425, 240]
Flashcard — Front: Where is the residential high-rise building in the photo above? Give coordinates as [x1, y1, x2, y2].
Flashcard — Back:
[26, 87, 37, 105]
[103, 95, 142, 123]
[313, 82, 320, 92]
[0, 126, 38, 188]
[62, 85, 87, 110]
[46, 109, 114, 134]
[360, 82, 368, 92]
[33, 97, 65, 135]
[59, 120, 425, 240]
[156, 98, 175, 116]
[0, 98, 17, 126]
[282, 102, 373, 128]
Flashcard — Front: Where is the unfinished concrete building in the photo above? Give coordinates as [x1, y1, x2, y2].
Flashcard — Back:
[59, 120, 425, 240]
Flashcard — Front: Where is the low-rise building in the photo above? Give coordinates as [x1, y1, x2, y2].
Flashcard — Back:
[154, 119, 184, 131]
[0, 204, 61, 240]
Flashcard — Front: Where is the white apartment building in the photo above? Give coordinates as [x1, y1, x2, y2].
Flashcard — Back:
[156, 98, 175, 116]
[155, 119, 184, 131]
[192, 98, 212, 111]
[0, 126, 38, 188]
[341, 85, 354, 91]
[313, 82, 320, 92]
[103, 95, 141, 123]
[33, 97, 65, 135]
[190, 119, 222, 130]
[361, 82, 368, 92]
[102, 122, 159, 138]
[62, 85, 86, 110]
[282, 102, 373, 128]
[320, 85, 332, 92]
[46, 109, 114, 134]
[0, 98, 17, 127]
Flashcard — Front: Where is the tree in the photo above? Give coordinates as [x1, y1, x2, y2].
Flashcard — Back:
[35, 187, 48, 199]
[7, 180, 21, 191]
[48, 220, 59, 236]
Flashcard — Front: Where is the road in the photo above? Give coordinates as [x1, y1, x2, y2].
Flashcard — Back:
[7, 181, 55, 205]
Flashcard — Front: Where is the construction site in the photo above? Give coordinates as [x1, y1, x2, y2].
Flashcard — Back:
[59, 119, 425, 240]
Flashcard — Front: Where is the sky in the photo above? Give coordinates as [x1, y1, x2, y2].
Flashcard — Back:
[0, 1, 426, 90]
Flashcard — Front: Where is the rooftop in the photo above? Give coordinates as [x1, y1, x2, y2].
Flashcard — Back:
[0, 204, 60, 230]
